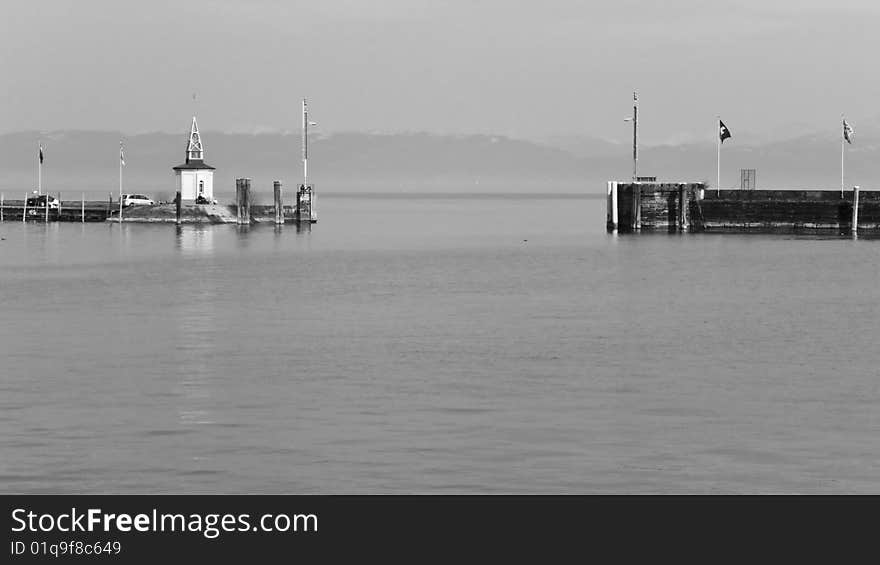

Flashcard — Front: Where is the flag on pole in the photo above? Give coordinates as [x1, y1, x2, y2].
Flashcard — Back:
[120, 143, 125, 166]
[719, 120, 731, 143]
[843, 119, 854, 144]
[39, 143, 44, 164]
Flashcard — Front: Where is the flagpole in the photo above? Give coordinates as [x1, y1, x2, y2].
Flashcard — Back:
[632, 92, 638, 182]
[841, 115, 845, 199]
[716, 117, 720, 196]
[38, 141, 42, 196]
[119, 141, 123, 223]
[303, 99, 308, 193]
[297, 98, 312, 221]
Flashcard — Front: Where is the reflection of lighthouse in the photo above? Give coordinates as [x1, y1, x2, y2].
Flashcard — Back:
[173, 117, 216, 203]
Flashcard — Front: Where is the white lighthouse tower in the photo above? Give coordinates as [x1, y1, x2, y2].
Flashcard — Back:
[173, 116, 215, 203]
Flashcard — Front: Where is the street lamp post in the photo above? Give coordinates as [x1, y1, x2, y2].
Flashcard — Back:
[623, 92, 640, 229]
[302, 99, 318, 221]
[623, 91, 638, 182]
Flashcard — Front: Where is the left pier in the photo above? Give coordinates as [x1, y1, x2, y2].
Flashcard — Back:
[0, 197, 112, 222]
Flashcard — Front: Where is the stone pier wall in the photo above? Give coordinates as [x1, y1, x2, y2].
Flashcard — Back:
[607, 183, 880, 233]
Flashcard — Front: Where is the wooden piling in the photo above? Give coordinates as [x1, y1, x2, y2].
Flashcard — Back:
[243, 178, 251, 224]
[611, 182, 618, 231]
[852, 185, 860, 234]
[108, 193, 112, 217]
[235, 179, 242, 224]
[633, 183, 641, 230]
[606, 182, 613, 231]
[1, 193, 3, 222]
[605, 181, 619, 232]
[175, 191, 182, 225]
[679, 185, 689, 232]
[44, 193, 49, 223]
[58, 192, 62, 217]
[606, 182, 611, 229]
[236, 178, 251, 225]
[274, 181, 283, 224]
[81, 193, 85, 223]
[22, 192, 27, 223]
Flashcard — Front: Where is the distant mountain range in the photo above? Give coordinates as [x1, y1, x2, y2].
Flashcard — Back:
[1, 127, 879, 197]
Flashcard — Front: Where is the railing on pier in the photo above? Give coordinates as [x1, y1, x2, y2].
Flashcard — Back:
[0, 193, 114, 222]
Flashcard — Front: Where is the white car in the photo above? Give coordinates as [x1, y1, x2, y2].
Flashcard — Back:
[122, 194, 155, 207]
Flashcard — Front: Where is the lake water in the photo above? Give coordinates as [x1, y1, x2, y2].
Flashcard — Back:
[1, 193, 878, 493]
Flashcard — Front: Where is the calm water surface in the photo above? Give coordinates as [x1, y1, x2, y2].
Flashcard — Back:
[1, 193, 878, 493]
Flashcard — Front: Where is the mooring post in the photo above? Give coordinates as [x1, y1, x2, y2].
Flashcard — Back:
[852, 185, 860, 234]
[108, 193, 112, 218]
[625, 184, 632, 230]
[22, 192, 27, 223]
[235, 178, 251, 225]
[44, 193, 49, 223]
[677, 185, 683, 231]
[679, 185, 689, 232]
[58, 192, 62, 218]
[81, 193, 85, 223]
[175, 191, 182, 225]
[243, 178, 252, 224]
[633, 183, 641, 230]
[683, 186, 690, 232]
[274, 181, 283, 225]
[235, 179, 243, 224]
[1, 193, 4, 222]
[607, 182, 617, 231]
[606, 182, 611, 230]
[610, 182, 618, 231]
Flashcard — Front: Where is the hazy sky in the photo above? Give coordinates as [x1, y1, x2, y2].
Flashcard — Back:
[3, 0, 879, 144]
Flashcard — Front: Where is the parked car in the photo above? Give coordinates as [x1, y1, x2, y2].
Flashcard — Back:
[26, 194, 60, 209]
[122, 194, 155, 207]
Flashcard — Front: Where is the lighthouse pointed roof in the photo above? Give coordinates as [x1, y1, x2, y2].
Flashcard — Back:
[173, 116, 215, 171]
[187, 116, 203, 161]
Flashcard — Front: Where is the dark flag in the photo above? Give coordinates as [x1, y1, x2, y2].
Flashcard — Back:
[843, 119, 854, 144]
[39, 143, 44, 164]
[719, 120, 731, 144]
